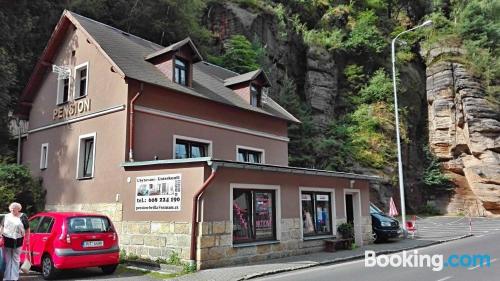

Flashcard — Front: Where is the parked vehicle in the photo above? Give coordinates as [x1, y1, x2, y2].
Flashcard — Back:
[370, 203, 401, 242]
[21, 212, 119, 280]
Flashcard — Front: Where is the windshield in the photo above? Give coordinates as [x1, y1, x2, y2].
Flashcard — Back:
[370, 204, 383, 214]
[67, 216, 111, 233]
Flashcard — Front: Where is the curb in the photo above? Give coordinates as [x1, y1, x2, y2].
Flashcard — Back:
[239, 234, 472, 280]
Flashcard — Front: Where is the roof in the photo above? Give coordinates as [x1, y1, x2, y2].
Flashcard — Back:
[224, 69, 270, 87]
[145, 37, 203, 62]
[18, 11, 299, 124]
[31, 211, 111, 218]
[121, 158, 381, 181]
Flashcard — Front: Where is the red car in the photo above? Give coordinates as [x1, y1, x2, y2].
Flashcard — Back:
[21, 212, 120, 280]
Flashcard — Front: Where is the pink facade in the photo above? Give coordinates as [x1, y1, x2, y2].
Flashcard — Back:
[17, 11, 376, 269]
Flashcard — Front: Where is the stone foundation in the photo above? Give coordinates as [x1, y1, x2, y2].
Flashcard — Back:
[47, 204, 373, 269]
[46, 203, 191, 260]
[197, 217, 373, 269]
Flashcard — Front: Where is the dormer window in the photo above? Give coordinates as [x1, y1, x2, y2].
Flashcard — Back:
[174, 58, 188, 86]
[250, 84, 261, 107]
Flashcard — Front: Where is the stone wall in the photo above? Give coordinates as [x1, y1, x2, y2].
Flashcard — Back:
[46, 203, 191, 260]
[196, 217, 372, 269]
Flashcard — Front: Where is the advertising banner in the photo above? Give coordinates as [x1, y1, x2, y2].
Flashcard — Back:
[135, 174, 181, 212]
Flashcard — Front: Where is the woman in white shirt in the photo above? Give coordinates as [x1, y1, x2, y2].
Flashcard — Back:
[1, 202, 29, 281]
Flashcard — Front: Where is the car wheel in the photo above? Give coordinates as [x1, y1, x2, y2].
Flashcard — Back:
[42, 255, 57, 280]
[101, 264, 118, 275]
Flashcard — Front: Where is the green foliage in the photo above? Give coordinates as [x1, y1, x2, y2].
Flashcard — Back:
[275, 75, 317, 168]
[417, 203, 441, 216]
[207, 35, 262, 73]
[0, 163, 46, 215]
[337, 222, 354, 239]
[168, 251, 182, 265]
[344, 10, 386, 53]
[455, 0, 499, 50]
[422, 147, 450, 188]
[302, 29, 345, 51]
[347, 103, 397, 169]
[357, 69, 394, 104]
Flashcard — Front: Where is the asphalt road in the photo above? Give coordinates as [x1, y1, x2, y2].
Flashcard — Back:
[415, 216, 500, 239]
[255, 232, 500, 281]
[19, 266, 158, 281]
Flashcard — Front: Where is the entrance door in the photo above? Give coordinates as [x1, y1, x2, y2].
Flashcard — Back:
[345, 194, 354, 225]
[344, 190, 363, 246]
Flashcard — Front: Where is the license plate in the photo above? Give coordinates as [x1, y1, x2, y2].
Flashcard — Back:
[83, 240, 104, 248]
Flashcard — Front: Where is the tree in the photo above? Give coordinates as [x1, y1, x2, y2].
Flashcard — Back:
[0, 163, 46, 215]
[208, 35, 263, 74]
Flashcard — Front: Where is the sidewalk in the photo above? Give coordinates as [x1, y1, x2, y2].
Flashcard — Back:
[170, 236, 470, 281]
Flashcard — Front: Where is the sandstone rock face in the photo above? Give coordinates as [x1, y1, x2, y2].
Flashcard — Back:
[424, 47, 500, 215]
[304, 46, 337, 129]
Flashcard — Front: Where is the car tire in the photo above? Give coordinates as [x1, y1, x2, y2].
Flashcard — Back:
[372, 231, 386, 243]
[41, 255, 57, 280]
[101, 264, 118, 275]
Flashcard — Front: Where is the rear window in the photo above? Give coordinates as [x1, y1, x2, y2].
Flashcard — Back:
[67, 216, 112, 233]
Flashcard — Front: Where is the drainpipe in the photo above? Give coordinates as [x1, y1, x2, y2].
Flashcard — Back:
[190, 164, 218, 264]
[128, 83, 143, 161]
[16, 118, 21, 165]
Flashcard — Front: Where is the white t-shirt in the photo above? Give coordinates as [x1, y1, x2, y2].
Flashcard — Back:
[1, 213, 26, 239]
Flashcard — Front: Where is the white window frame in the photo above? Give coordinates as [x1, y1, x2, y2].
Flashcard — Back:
[56, 69, 72, 105]
[172, 135, 212, 159]
[74, 62, 89, 99]
[235, 145, 265, 164]
[40, 143, 49, 170]
[76, 132, 96, 179]
[343, 188, 363, 246]
[299, 187, 337, 240]
[229, 183, 281, 246]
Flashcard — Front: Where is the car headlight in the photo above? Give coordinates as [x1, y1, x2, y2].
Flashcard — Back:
[381, 221, 392, 227]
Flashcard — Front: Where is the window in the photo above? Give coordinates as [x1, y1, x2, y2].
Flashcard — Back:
[233, 189, 276, 243]
[77, 133, 96, 179]
[28, 217, 43, 232]
[57, 77, 70, 104]
[37, 217, 54, 233]
[68, 216, 112, 233]
[250, 84, 261, 107]
[174, 136, 210, 159]
[40, 143, 49, 170]
[237, 147, 264, 164]
[301, 191, 333, 237]
[75, 63, 88, 98]
[174, 58, 188, 86]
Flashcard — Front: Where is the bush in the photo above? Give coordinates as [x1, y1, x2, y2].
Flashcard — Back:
[337, 222, 354, 239]
[344, 10, 386, 53]
[0, 163, 45, 215]
[358, 69, 394, 104]
[423, 146, 451, 189]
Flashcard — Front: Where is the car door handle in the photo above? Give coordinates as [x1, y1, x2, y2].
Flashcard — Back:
[42, 237, 48, 242]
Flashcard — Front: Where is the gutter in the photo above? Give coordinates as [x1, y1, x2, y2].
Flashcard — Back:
[129, 83, 144, 161]
[190, 163, 218, 264]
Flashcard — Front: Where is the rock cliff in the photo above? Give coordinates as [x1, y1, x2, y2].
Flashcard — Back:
[423, 46, 500, 215]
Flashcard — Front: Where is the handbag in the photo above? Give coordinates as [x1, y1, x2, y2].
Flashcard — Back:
[20, 230, 31, 274]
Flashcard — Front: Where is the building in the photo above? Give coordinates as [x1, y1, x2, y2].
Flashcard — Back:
[16, 11, 377, 269]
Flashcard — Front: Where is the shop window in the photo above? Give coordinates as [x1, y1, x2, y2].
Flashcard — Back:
[57, 77, 70, 104]
[174, 138, 209, 159]
[233, 189, 276, 243]
[74, 62, 88, 98]
[77, 133, 96, 179]
[174, 58, 188, 86]
[237, 148, 263, 164]
[301, 192, 332, 236]
[40, 143, 49, 170]
[250, 84, 261, 107]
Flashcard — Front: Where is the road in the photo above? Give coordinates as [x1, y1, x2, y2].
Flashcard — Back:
[415, 216, 500, 239]
[20, 266, 158, 281]
[255, 232, 500, 281]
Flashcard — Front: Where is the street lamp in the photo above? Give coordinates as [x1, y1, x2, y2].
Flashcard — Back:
[391, 20, 432, 234]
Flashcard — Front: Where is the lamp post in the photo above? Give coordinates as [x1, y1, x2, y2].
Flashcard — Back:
[391, 20, 432, 234]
